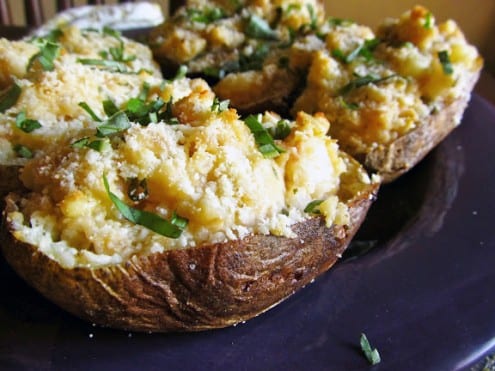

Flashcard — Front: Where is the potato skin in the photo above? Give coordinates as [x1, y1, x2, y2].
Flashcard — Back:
[1, 182, 377, 332]
[364, 69, 481, 183]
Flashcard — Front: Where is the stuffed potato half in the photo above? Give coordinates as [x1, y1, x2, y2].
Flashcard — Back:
[1, 77, 378, 332]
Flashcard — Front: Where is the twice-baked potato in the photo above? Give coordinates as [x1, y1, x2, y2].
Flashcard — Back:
[150, 3, 482, 182]
[1, 77, 378, 332]
[0, 25, 163, 198]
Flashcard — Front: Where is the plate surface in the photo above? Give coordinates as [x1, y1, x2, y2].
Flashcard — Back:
[1, 95, 495, 370]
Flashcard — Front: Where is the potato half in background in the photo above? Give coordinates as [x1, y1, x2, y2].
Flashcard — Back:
[149, 2, 482, 181]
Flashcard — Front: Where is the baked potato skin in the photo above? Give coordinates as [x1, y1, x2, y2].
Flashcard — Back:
[364, 69, 480, 183]
[1, 182, 377, 332]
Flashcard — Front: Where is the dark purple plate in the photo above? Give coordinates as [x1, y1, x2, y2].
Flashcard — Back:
[1, 95, 495, 370]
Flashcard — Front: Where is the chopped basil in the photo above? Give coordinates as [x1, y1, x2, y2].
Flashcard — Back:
[271, 119, 291, 140]
[339, 74, 397, 95]
[423, 12, 433, 29]
[360, 333, 381, 365]
[438, 50, 454, 75]
[338, 97, 359, 110]
[327, 17, 353, 27]
[28, 37, 61, 71]
[15, 111, 42, 133]
[102, 26, 122, 39]
[245, 14, 278, 40]
[103, 174, 187, 238]
[99, 40, 136, 63]
[0, 83, 21, 113]
[13, 144, 33, 158]
[96, 112, 131, 137]
[187, 7, 226, 24]
[102, 99, 119, 117]
[304, 200, 324, 214]
[78, 102, 102, 122]
[244, 115, 285, 158]
[204, 43, 269, 77]
[128, 177, 149, 202]
[211, 97, 230, 113]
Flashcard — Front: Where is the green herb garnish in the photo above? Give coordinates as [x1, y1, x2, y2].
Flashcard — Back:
[211, 97, 230, 113]
[103, 174, 187, 238]
[187, 7, 226, 24]
[438, 50, 454, 75]
[77, 58, 128, 73]
[333, 38, 380, 64]
[96, 111, 131, 137]
[15, 111, 42, 133]
[13, 144, 33, 158]
[244, 114, 285, 158]
[28, 37, 61, 71]
[245, 14, 278, 40]
[304, 200, 324, 214]
[78, 102, 102, 122]
[360, 333, 381, 365]
[71, 137, 110, 152]
[423, 12, 433, 29]
[0, 83, 21, 113]
[339, 74, 397, 95]
[271, 119, 291, 140]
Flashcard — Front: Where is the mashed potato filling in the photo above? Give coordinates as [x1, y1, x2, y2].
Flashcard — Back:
[0, 26, 163, 165]
[10, 79, 360, 269]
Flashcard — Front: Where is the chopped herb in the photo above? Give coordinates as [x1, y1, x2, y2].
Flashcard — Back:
[338, 97, 359, 110]
[96, 112, 131, 137]
[271, 119, 291, 140]
[327, 17, 353, 27]
[333, 38, 380, 64]
[304, 200, 324, 214]
[360, 333, 381, 365]
[78, 102, 102, 122]
[28, 37, 61, 71]
[128, 177, 149, 202]
[211, 97, 230, 113]
[103, 174, 187, 238]
[187, 7, 226, 24]
[173, 65, 188, 80]
[106, 40, 136, 63]
[306, 4, 318, 30]
[245, 14, 278, 40]
[244, 114, 285, 158]
[339, 74, 397, 95]
[423, 12, 433, 29]
[0, 83, 21, 113]
[13, 144, 33, 158]
[15, 111, 42, 133]
[102, 26, 122, 39]
[102, 99, 119, 117]
[71, 137, 112, 152]
[438, 50, 454, 75]
[77, 58, 128, 73]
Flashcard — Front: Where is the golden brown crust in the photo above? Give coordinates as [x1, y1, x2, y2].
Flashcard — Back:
[1, 182, 377, 332]
[364, 69, 481, 183]
[0, 165, 23, 201]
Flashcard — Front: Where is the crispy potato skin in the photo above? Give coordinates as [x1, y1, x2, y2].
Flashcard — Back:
[1, 182, 377, 332]
[365, 69, 481, 183]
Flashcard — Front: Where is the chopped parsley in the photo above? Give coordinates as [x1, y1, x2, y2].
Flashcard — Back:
[438, 50, 454, 75]
[103, 174, 187, 238]
[15, 111, 42, 133]
[271, 119, 291, 140]
[96, 111, 131, 137]
[71, 137, 111, 152]
[360, 333, 381, 365]
[244, 114, 285, 158]
[0, 83, 21, 113]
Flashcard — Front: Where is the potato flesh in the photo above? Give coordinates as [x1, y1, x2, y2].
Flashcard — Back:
[13, 79, 360, 268]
